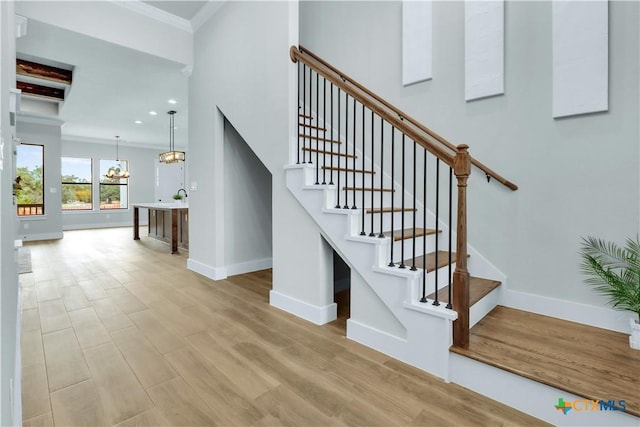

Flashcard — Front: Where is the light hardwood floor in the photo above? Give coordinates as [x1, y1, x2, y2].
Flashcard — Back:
[21, 227, 547, 426]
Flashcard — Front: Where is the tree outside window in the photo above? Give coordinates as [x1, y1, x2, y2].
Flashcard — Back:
[61, 157, 92, 211]
[16, 144, 44, 216]
[99, 159, 129, 209]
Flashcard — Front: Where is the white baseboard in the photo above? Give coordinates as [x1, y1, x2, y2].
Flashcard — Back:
[20, 232, 63, 242]
[63, 221, 145, 231]
[502, 289, 630, 333]
[226, 257, 272, 277]
[451, 353, 638, 426]
[187, 257, 273, 281]
[346, 319, 408, 362]
[187, 258, 228, 281]
[269, 290, 337, 325]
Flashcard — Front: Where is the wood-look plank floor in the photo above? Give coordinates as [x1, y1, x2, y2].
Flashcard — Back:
[21, 227, 547, 426]
[451, 306, 640, 417]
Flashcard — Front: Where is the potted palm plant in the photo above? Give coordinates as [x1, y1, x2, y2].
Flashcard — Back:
[580, 236, 640, 350]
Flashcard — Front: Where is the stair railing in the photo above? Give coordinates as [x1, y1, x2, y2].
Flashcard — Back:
[291, 45, 516, 348]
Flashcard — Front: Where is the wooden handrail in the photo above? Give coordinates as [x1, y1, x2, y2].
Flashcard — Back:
[293, 45, 518, 191]
[291, 46, 456, 167]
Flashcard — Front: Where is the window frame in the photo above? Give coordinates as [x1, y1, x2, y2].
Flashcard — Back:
[16, 143, 45, 217]
[61, 156, 93, 212]
[99, 159, 129, 210]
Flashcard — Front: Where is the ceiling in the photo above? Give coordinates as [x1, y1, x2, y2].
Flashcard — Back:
[14, 1, 212, 149]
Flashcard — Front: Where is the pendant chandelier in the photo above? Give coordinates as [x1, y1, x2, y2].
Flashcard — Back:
[105, 136, 130, 179]
[159, 110, 185, 163]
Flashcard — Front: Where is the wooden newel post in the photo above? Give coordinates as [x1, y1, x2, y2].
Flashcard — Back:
[453, 144, 471, 348]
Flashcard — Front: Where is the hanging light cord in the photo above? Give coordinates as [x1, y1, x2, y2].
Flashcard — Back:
[168, 111, 176, 152]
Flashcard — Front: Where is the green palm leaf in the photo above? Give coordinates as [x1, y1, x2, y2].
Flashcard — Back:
[579, 236, 640, 322]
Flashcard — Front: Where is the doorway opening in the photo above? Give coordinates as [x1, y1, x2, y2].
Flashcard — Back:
[333, 249, 350, 332]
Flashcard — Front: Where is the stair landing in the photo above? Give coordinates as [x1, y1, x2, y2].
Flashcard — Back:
[451, 306, 640, 417]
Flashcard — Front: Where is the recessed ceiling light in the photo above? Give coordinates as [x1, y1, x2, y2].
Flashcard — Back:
[168, 99, 177, 104]
[149, 111, 157, 116]
[135, 120, 142, 124]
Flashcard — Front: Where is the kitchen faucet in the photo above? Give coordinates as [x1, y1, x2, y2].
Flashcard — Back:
[177, 188, 188, 198]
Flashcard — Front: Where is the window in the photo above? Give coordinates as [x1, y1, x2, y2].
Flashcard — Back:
[16, 144, 44, 216]
[61, 157, 92, 211]
[99, 159, 129, 210]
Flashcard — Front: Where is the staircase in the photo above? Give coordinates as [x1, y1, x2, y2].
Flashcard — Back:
[282, 46, 640, 426]
[284, 46, 516, 379]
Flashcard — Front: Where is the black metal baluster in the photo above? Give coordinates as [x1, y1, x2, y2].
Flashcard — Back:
[351, 98, 356, 210]
[315, 72, 319, 184]
[411, 140, 417, 271]
[336, 89, 342, 208]
[447, 166, 453, 309]
[378, 119, 385, 238]
[360, 104, 366, 235]
[302, 64, 306, 164]
[399, 134, 406, 269]
[329, 82, 334, 185]
[297, 62, 300, 164]
[420, 149, 428, 303]
[343, 94, 349, 209]
[388, 128, 395, 267]
[369, 111, 375, 237]
[322, 78, 327, 185]
[433, 158, 441, 306]
[308, 67, 312, 164]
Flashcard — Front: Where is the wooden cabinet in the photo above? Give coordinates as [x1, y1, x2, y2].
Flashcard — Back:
[146, 208, 188, 251]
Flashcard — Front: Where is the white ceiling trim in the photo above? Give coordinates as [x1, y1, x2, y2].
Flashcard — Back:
[63, 134, 173, 151]
[17, 114, 65, 127]
[191, 1, 225, 32]
[111, 0, 193, 33]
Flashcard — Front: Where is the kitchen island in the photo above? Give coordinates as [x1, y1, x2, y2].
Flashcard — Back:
[133, 202, 188, 254]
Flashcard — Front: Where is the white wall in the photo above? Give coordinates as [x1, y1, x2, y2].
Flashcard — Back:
[300, 1, 640, 308]
[16, 120, 63, 241]
[61, 139, 158, 230]
[189, 0, 331, 307]
[0, 2, 20, 424]
[223, 119, 273, 271]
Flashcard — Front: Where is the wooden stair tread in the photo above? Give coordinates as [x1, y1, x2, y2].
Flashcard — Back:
[323, 166, 375, 174]
[384, 228, 440, 241]
[303, 147, 356, 158]
[367, 207, 415, 214]
[427, 276, 501, 306]
[343, 187, 393, 192]
[299, 123, 326, 131]
[298, 114, 313, 120]
[299, 133, 341, 144]
[450, 306, 640, 417]
[399, 250, 464, 272]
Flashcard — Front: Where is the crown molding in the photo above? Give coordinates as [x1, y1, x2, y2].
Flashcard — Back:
[62, 134, 179, 151]
[16, 113, 64, 127]
[192, 1, 226, 32]
[110, 0, 193, 33]
[62, 135, 189, 151]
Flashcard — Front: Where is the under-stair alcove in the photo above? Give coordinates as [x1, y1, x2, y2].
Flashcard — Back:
[332, 249, 350, 332]
[223, 118, 273, 277]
